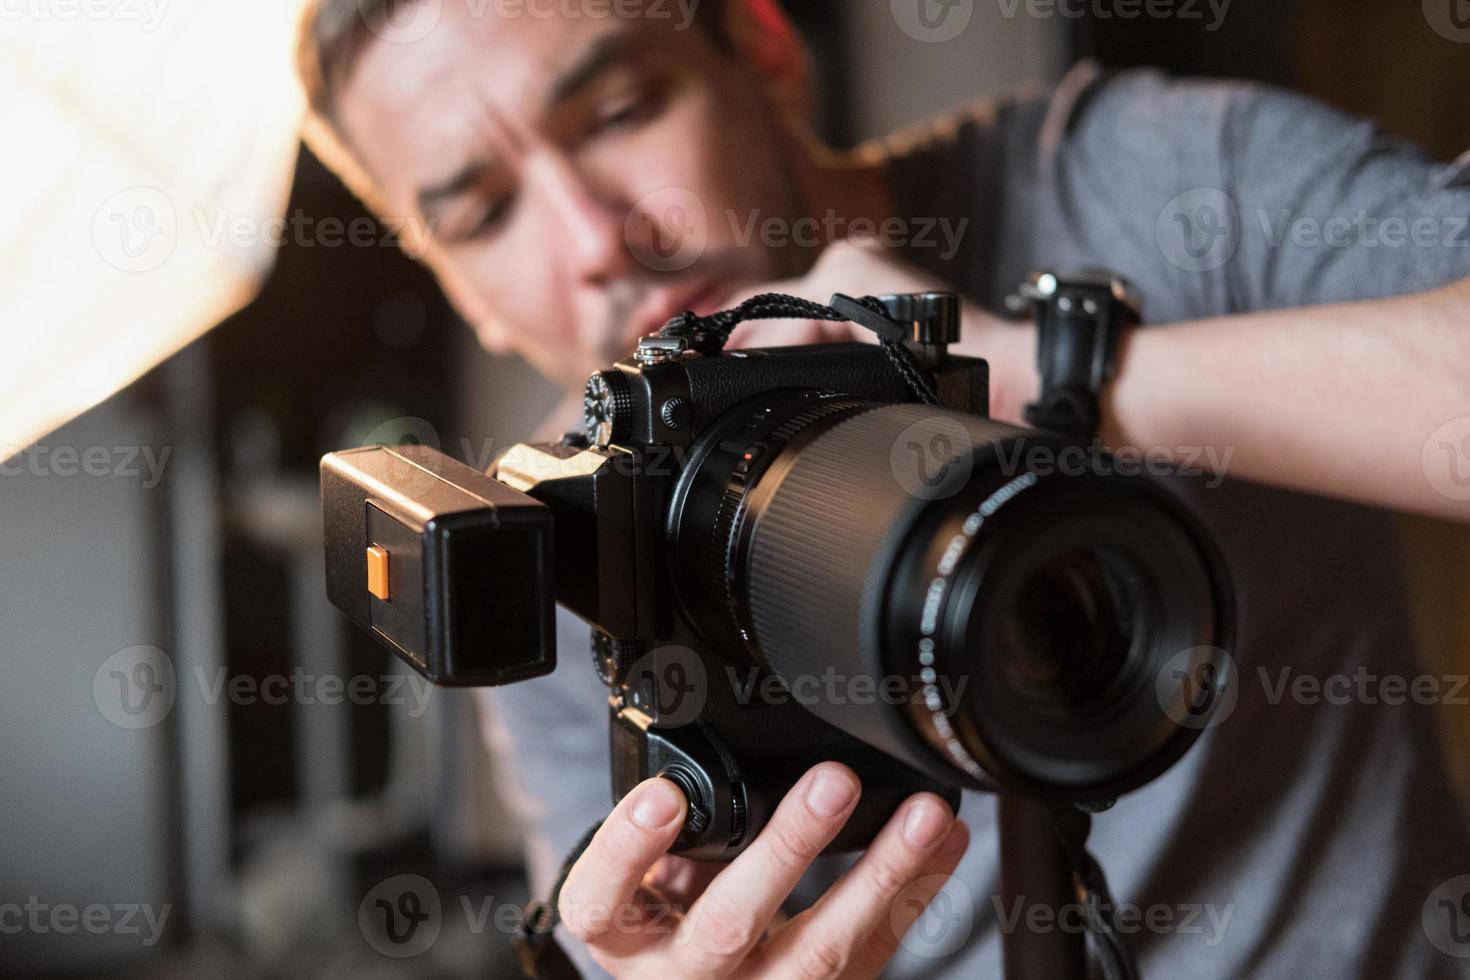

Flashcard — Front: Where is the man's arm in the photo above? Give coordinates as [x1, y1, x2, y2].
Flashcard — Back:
[1095, 276, 1470, 521]
[1029, 70, 1470, 519]
[726, 239, 1470, 521]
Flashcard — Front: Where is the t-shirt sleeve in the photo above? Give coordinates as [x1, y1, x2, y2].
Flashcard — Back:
[1049, 67, 1470, 318]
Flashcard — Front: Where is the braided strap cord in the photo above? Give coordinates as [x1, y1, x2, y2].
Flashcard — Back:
[659, 293, 940, 406]
[514, 821, 602, 979]
[1053, 805, 1141, 980]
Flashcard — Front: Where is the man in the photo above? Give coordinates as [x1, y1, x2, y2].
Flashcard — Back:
[297, 1, 1470, 976]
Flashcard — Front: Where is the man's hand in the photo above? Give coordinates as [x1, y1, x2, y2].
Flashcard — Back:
[557, 762, 970, 979]
[722, 239, 1035, 422]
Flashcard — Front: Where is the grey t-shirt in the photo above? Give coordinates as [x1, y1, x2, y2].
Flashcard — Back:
[479, 62, 1470, 978]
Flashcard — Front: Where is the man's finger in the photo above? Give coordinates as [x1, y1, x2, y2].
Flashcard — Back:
[674, 763, 861, 976]
[726, 318, 856, 350]
[644, 854, 723, 907]
[557, 776, 687, 956]
[853, 819, 971, 974]
[762, 793, 964, 979]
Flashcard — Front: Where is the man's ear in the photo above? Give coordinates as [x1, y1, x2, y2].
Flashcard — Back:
[719, 0, 813, 130]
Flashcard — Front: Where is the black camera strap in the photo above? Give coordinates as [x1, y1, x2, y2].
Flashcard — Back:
[514, 820, 602, 980]
[660, 292, 942, 405]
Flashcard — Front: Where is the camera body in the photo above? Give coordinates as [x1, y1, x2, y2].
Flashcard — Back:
[322, 292, 1233, 861]
[502, 324, 989, 858]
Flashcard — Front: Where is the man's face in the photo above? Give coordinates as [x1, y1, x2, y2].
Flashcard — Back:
[338, 3, 811, 388]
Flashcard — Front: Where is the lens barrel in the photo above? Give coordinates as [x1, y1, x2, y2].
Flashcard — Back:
[670, 398, 1232, 803]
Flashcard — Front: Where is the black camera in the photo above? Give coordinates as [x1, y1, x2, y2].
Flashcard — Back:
[321, 292, 1233, 861]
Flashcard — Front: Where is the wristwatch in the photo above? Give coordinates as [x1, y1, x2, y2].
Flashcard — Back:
[1008, 270, 1141, 439]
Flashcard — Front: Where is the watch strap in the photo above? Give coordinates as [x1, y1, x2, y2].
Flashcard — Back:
[1012, 271, 1140, 440]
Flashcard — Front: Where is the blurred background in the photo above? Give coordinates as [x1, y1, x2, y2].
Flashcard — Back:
[3, 0, 1467, 976]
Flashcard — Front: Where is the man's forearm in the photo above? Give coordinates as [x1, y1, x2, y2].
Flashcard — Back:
[976, 278, 1470, 521]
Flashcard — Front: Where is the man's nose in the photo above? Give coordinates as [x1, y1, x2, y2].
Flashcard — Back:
[530, 152, 632, 285]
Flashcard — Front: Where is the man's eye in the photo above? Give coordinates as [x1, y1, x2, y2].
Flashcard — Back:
[591, 88, 660, 135]
[464, 196, 513, 240]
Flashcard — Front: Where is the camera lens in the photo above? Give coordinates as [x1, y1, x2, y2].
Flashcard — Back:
[668, 398, 1232, 803]
[999, 549, 1139, 715]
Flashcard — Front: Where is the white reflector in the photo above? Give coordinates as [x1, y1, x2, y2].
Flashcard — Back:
[0, 0, 307, 458]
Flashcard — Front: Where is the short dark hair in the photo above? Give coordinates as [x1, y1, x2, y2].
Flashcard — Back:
[297, 0, 729, 126]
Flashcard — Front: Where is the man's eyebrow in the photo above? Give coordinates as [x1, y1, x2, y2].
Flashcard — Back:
[416, 161, 489, 214]
[414, 33, 638, 215]
[546, 31, 638, 108]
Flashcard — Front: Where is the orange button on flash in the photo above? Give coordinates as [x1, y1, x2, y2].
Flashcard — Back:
[366, 545, 390, 601]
